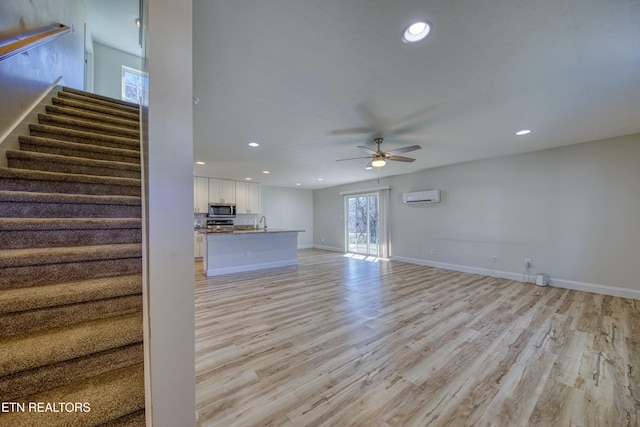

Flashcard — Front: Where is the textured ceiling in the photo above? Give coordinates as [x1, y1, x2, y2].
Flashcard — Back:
[90, 0, 640, 189]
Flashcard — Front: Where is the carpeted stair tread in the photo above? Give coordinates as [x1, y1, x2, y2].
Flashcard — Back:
[0, 219, 142, 249]
[0, 344, 142, 402]
[1, 294, 143, 337]
[52, 97, 139, 122]
[0, 274, 142, 315]
[0, 167, 141, 196]
[0, 313, 142, 377]
[98, 409, 146, 426]
[19, 135, 140, 164]
[0, 243, 141, 269]
[62, 86, 140, 109]
[0, 190, 140, 206]
[45, 105, 139, 130]
[37, 113, 140, 139]
[58, 90, 140, 115]
[29, 124, 139, 151]
[0, 217, 141, 231]
[0, 258, 142, 289]
[0, 363, 144, 427]
[0, 191, 141, 219]
[6, 149, 141, 179]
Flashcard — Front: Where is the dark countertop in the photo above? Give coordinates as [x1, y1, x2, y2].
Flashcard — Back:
[196, 228, 304, 235]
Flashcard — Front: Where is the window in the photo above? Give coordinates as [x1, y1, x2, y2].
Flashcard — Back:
[346, 193, 379, 256]
[121, 66, 148, 104]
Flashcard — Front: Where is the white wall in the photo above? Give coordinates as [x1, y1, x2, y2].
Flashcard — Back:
[261, 185, 314, 248]
[0, 0, 86, 145]
[93, 42, 142, 100]
[314, 133, 640, 298]
[143, 0, 195, 425]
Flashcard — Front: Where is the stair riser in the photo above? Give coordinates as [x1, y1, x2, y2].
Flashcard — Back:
[58, 91, 140, 114]
[30, 128, 139, 151]
[1, 295, 142, 338]
[38, 117, 140, 140]
[0, 178, 141, 197]
[46, 106, 139, 130]
[20, 142, 139, 164]
[0, 258, 142, 289]
[7, 157, 141, 179]
[52, 98, 139, 122]
[0, 229, 142, 249]
[0, 202, 141, 218]
[0, 344, 143, 402]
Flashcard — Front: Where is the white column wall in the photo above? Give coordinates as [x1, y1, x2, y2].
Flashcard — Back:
[143, 0, 195, 425]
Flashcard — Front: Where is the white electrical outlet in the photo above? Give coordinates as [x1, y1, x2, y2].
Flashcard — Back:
[492, 255, 498, 263]
[430, 248, 436, 255]
[525, 258, 532, 268]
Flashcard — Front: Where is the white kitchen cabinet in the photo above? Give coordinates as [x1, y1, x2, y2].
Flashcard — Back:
[194, 233, 204, 259]
[235, 181, 261, 214]
[193, 177, 209, 214]
[208, 178, 235, 204]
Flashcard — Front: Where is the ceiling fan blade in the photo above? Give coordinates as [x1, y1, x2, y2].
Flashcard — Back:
[365, 160, 373, 169]
[386, 145, 422, 155]
[388, 155, 416, 162]
[357, 145, 378, 155]
[330, 127, 374, 136]
[383, 105, 439, 136]
[336, 156, 371, 162]
[354, 103, 384, 134]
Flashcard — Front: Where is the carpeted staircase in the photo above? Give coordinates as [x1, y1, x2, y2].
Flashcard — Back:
[0, 87, 145, 426]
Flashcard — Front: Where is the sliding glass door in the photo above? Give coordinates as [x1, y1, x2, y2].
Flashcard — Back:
[346, 193, 379, 256]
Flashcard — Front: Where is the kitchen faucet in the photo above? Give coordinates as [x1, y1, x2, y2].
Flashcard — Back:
[259, 216, 267, 230]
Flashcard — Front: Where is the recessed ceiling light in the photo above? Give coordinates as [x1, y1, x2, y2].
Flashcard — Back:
[296, 183, 301, 186]
[196, 161, 205, 165]
[248, 142, 260, 147]
[317, 178, 324, 181]
[516, 129, 532, 136]
[262, 170, 270, 174]
[245, 177, 252, 180]
[402, 20, 432, 43]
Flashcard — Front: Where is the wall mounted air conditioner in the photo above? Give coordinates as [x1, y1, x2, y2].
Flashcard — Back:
[403, 189, 441, 204]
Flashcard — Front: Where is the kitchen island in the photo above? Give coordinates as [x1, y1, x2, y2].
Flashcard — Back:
[198, 229, 304, 277]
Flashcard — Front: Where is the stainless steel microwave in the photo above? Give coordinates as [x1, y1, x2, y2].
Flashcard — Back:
[208, 203, 236, 217]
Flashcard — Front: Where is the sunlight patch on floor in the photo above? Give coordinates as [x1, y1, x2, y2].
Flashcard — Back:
[343, 253, 380, 262]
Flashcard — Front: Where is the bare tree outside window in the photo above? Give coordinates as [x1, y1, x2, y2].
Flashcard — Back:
[347, 194, 378, 256]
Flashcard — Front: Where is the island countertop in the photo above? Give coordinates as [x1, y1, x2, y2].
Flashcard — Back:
[196, 228, 304, 235]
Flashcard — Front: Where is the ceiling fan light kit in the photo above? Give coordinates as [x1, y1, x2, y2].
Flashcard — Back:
[371, 157, 386, 168]
[337, 137, 421, 169]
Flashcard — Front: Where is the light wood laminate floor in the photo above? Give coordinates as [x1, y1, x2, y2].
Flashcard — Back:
[195, 249, 640, 426]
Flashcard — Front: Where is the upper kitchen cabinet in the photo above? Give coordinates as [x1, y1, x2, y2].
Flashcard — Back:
[209, 178, 235, 204]
[236, 181, 261, 214]
[194, 176, 209, 213]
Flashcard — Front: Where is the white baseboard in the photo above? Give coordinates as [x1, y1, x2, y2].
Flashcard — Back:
[550, 278, 640, 300]
[0, 77, 62, 146]
[298, 244, 314, 249]
[392, 256, 640, 301]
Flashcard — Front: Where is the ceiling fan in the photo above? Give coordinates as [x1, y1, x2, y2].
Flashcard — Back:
[336, 137, 421, 168]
